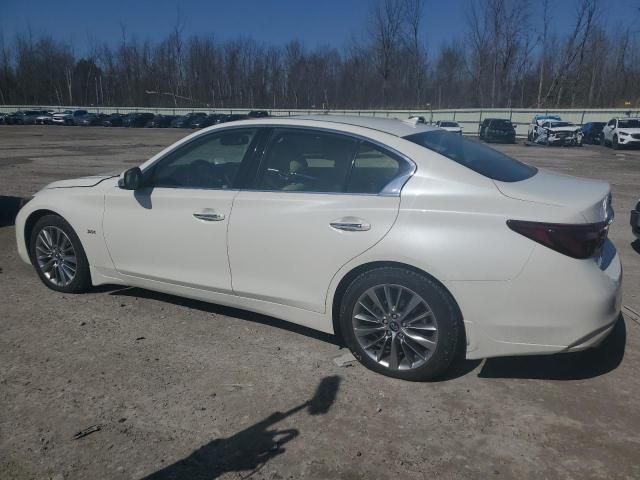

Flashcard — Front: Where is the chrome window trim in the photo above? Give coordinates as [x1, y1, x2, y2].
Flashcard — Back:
[141, 123, 417, 197]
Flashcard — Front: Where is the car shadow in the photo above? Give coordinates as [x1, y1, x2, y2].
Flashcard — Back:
[140, 375, 341, 480]
[0, 195, 25, 227]
[109, 286, 341, 346]
[632, 240, 640, 255]
[478, 315, 626, 380]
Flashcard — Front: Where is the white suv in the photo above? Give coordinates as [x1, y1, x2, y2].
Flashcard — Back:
[602, 118, 640, 149]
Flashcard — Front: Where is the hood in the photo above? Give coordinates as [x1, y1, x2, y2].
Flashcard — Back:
[494, 169, 611, 223]
[546, 126, 580, 133]
[44, 174, 118, 189]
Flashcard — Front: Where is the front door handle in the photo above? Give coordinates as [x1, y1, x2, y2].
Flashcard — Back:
[193, 212, 225, 222]
[330, 217, 371, 232]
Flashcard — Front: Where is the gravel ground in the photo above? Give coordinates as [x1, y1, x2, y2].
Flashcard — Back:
[1, 126, 639, 480]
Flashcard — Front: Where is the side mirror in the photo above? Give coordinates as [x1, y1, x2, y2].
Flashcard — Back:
[120, 167, 143, 190]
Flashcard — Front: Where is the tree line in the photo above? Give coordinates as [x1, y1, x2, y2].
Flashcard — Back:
[0, 0, 638, 110]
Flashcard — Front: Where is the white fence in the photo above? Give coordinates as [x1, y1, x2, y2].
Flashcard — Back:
[3, 105, 639, 138]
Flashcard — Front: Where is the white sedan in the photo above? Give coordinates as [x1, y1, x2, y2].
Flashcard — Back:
[15, 115, 622, 380]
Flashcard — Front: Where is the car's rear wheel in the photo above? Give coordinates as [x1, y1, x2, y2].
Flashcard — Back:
[340, 267, 462, 381]
[29, 214, 91, 293]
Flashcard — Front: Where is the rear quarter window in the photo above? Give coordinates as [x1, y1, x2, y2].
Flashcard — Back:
[404, 130, 537, 183]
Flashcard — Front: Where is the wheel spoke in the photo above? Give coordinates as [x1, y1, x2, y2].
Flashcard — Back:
[365, 289, 387, 316]
[401, 337, 427, 362]
[362, 333, 386, 350]
[388, 336, 399, 369]
[383, 285, 394, 312]
[358, 300, 381, 320]
[401, 293, 423, 319]
[376, 336, 388, 362]
[404, 311, 431, 326]
[354, 312, 381, 324]
[406, 324, 437, 332]
[354, 325, 387, 336]
[404, 331, 436, 350]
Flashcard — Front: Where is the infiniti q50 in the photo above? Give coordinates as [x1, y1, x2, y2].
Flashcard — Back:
[15, 115, 622, 380]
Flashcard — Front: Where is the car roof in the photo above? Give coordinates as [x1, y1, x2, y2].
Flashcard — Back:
[289, 114, 437, 137]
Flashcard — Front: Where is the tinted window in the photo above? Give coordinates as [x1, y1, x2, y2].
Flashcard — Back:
[150, 128, 258, 189]
[440, 121, 458, 127]
[618, 119, 640, 128]
[347, 142, 408, 194]
[256, 130, 358, 192]
[404, 130, 537, 182]
[490, 119, 512, 128]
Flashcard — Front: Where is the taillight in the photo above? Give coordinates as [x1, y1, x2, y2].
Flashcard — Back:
[506, 219, 610, 259]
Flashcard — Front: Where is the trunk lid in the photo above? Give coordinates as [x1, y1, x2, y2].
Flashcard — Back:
[494, 169, 611, 223]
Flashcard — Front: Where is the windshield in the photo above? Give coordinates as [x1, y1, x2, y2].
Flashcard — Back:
[404, 130, 537, 182]
[490, 120, 512, 127]
[549, 122, 574, 128]
[618, 119, 640, 128]
[439, 121, 458, 127]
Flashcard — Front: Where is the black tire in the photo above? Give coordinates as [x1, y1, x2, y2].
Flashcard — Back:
[612, 135, 620, 150]
[339, 267, 462, 381]
[29, 214, 91, 293]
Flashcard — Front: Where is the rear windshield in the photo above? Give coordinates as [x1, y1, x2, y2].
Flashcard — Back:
[404, 130, 537, 183]
[490, 119, 512, 127]
[439, 121, 458, 127]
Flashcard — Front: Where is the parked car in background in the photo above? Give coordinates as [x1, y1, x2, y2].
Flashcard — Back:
[602, 117, 640, 150]
[35, 110, 56, 125]
[532, 120, 583, 146]
[171, 112, 207, 128]
[101, 113, 124, 127]
[248, 110, 270, 118]
[527, 114, 562, 142]
[191, 114, 225, 129]
[631, 199, 640, 240]
[51, 109, 88, 125]
[5, 110, 45, 125]
[478, 118, 516, 143]
[434, 120, 462, 134]
[15, 115, 621, 381]
[146, 115, 177, 128]
[123, 112, 155, 128]
[581, 122, 606, 145]
[219, 113, 250, 124]
[407, 116, 427, 124]
[76, 113, 109, 126]
[0, 112, 8, 124]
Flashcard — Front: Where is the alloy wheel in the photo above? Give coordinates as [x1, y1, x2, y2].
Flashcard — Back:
[35, 226, 77, 287]
[352, 284, 438, 371]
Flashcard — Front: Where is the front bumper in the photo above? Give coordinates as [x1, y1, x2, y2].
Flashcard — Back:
[617, 135, 640, 146]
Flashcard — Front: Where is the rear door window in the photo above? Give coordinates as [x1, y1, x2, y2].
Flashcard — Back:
[404, 130, 537, 182]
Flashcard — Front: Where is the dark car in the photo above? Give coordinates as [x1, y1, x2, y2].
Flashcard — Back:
[5, 110, 45, 125]
[581, 122, 606, 145]
[0, 112, 7, 124]
[248, 110, 270, 118]
[101, 113, 124, 127]
[219, 113, 250, 123]
[191, 114, 226, 129]
[146, 115, 178, 128]
[171, 112, 208, 128]
[123, 112, 155, 128]
[76, 113, 108, 126]
[479, 118, 516, 143]
[632, 200, 640, 240]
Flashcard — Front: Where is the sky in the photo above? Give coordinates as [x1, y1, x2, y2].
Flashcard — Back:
[1, 0, 639, 56]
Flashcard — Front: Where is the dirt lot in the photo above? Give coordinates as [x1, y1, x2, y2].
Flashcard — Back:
[1, 126, 639, 480]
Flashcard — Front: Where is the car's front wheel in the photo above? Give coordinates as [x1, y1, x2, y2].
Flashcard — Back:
[340, 267, 462, 381]
[29, 214, 91, 293]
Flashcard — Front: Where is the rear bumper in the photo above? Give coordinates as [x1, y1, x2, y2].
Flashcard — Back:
[453, 239, 622, 360]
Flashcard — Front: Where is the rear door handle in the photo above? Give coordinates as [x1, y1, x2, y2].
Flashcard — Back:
[330, 217, 371, 232]
[193, 212, 225, 222]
